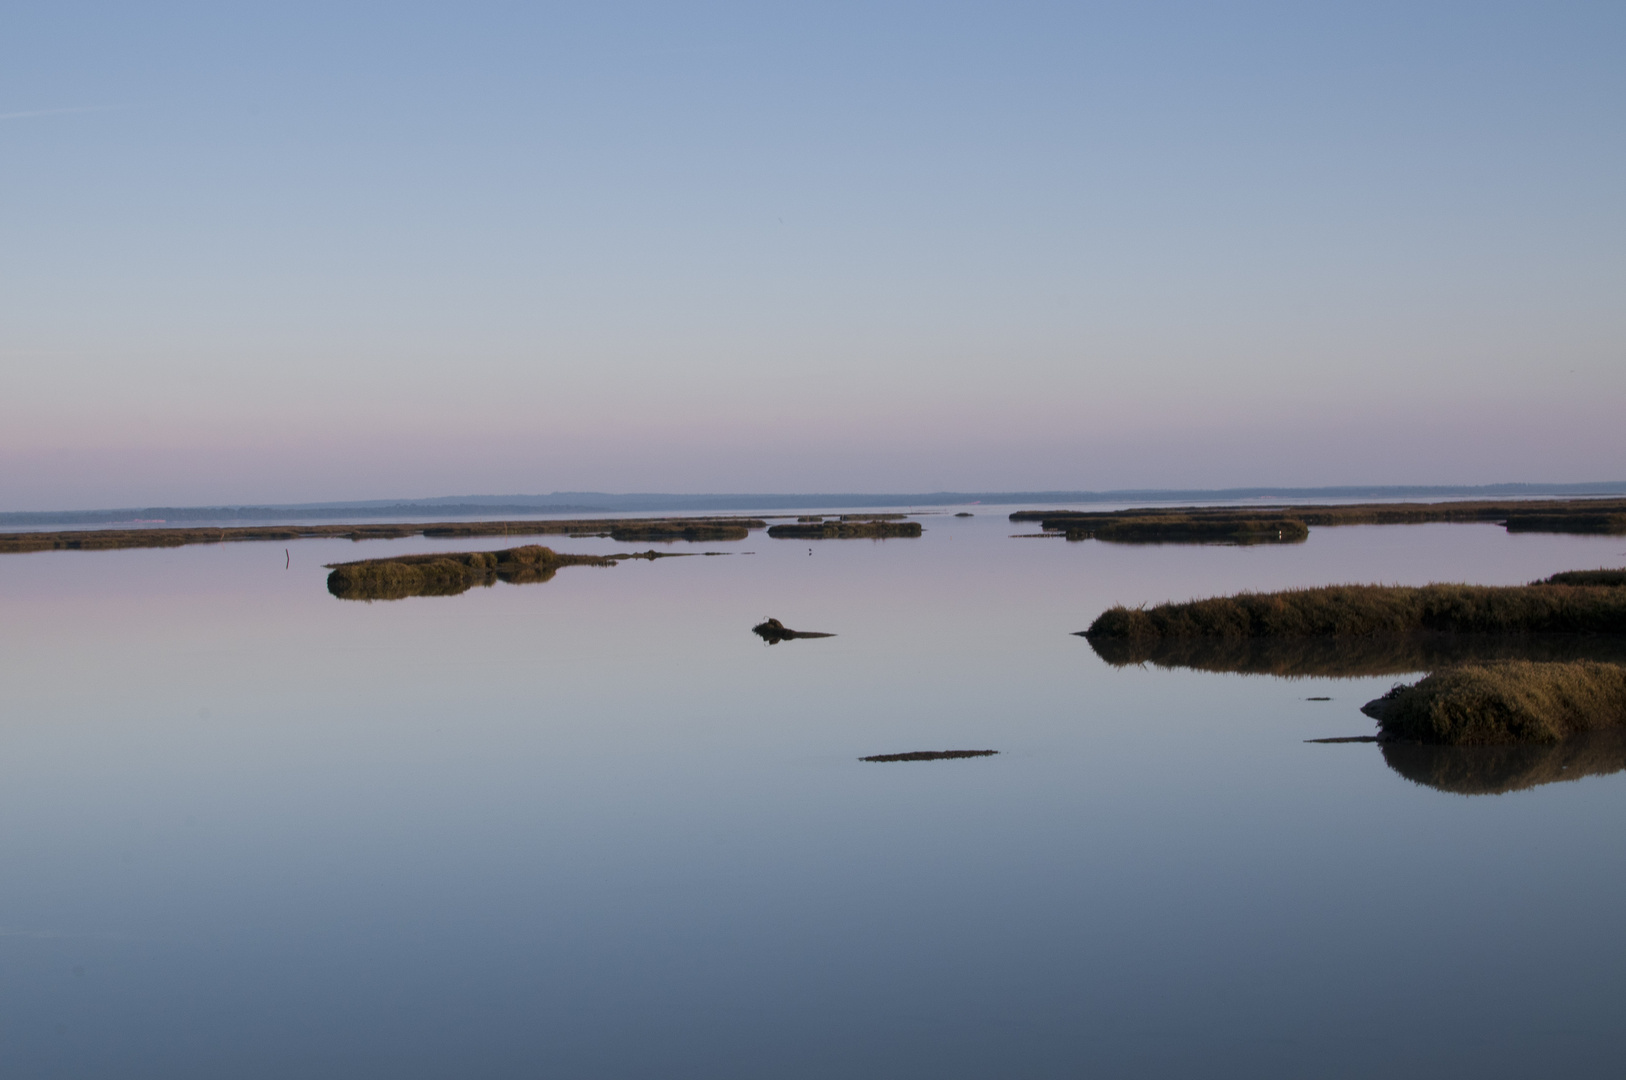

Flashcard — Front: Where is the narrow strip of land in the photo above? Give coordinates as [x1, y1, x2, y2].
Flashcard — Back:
[1081, 574, 1626, 641]
[766, 520, 921, 539]
[0, 517, 767, 554]
[326, 544, 690, 601]
[1013, 497, 1626, 542]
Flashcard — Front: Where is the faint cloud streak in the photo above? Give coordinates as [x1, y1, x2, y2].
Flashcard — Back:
[0, 105, 127, 122]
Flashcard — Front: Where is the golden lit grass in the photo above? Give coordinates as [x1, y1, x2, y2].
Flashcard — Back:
[1083, 583, 1626, 640]
[1365, 661, 1626, 745]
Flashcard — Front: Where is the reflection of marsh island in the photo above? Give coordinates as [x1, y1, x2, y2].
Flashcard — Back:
[327, 544, 689, 601]
[1013, 497, 1626, 544]
[2, 517, 766, 554]
[766, 518, 921, 539]
[1380, 730, 1626, 795]
[1087, 632, 1626, 678]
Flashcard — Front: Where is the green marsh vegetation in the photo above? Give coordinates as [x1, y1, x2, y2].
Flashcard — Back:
[1, 517, 767, 554]
[1363, 661, 1626, 745]
[326, 544, 695, 601]
[1012, 497, 1626, 544]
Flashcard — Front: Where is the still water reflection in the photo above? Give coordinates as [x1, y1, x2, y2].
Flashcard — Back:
[1, 516, 1624, 1078]
[1088, 631, 1626, 677]
[1380, 730, 1626, 796]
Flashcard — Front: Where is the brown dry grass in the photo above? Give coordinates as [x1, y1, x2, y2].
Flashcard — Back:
[1, 517, 767, 554]
[1365, 661, 1626, 745]
[766, 520, 922, 539]
[1084, 583, 1626, 640]
[1011, 498, 1626, 539]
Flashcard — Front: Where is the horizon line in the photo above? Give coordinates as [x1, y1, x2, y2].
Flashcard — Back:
[5, 480, 1626, 527]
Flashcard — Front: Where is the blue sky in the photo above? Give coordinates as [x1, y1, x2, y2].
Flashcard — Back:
[3, 2, 1622, 508]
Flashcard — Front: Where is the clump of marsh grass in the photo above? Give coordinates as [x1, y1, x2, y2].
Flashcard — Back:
[766, 520, 921, 539]
[751, 618, 835, 643]
[1083, 583, 1626, 640]
[1011, 498, 1626, 538]
[1363, 661, 1626, 745]
[325, 544, 698, 601]
[1066, 515, 1307, 545]
[1537, 568, 1626, 587]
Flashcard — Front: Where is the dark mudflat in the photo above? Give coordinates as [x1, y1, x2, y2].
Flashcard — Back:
[860, 750, 998, 762]
[1305, 736, 1381, 743]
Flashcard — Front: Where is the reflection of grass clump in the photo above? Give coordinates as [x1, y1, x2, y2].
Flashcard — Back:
[1085, 632, 1626, 678]
[1365, 661, 1626, 745]
[1084, 583, 1626, 640]
[1381, 729, 1626, 794]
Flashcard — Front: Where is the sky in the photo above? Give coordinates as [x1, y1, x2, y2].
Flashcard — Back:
[3, 2, 1623, 510]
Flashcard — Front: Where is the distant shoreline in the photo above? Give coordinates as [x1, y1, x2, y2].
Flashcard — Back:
[6, 481, 1626, 529]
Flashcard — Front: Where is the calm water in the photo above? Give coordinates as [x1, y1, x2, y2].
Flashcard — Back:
[3, 515, 1625, 1078]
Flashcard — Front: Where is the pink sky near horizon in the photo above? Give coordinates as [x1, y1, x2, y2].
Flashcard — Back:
[4, 3, 1622, 511]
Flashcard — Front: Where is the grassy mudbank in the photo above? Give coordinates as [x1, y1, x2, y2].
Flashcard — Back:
[1, 517, 766, 554]
[1083, 583, 1626, 641]
[751, 618, 835, 643]
[1087, 632, 1626, 678]
[1068, 515, 1307, 544]
[605, 522, 750, 542]
[326, 544, 683, 600]
[860, 750, 997, 762]
[1381, 730, 1626, 795]
[1538, 568, 1626, 587]
[1011, 497, 1626, 540]
[766, 520, 921, 539]
[1362, 661, 1626, 745]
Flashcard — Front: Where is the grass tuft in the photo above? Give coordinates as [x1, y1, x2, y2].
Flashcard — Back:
[1083, 582, 1626, 640]
[1363, 661, 1626, 745]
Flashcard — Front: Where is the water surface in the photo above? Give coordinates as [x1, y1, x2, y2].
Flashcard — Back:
[2, 516, 1624, 1077]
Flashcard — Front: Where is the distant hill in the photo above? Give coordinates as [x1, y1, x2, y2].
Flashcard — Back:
[5, 482, 1626, 528]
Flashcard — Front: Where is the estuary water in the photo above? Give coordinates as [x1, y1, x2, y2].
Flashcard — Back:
[2, 514, 1625, 1078]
